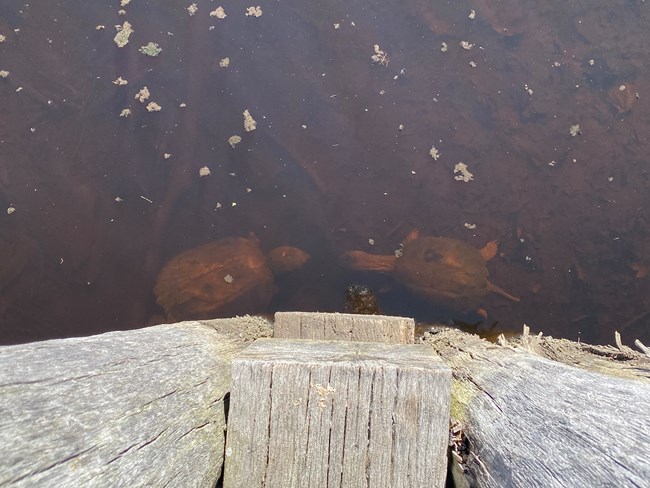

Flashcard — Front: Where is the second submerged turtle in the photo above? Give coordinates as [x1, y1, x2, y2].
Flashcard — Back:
[343, 230, 519, 315]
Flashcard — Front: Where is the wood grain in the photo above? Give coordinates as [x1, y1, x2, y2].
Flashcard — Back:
[223, 338, 451, 488]
[0, 317, 272, 488]
[422, 327, 650, 487]
[274, 311, 415, 344]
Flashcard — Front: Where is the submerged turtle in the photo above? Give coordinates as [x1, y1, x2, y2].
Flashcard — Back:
[343, 230, 519, 316]
[154, 235, 309, 321]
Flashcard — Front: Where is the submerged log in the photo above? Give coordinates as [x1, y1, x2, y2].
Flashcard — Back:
[421, 326, 650, 487]
[0, 317, 272, 488]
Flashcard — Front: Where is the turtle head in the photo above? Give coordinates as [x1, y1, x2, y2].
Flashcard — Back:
[268, 246, 310, 273]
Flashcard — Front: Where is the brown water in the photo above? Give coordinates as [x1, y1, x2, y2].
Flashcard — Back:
[1, 0, 649, 346]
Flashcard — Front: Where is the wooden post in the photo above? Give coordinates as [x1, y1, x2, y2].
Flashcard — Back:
[223, 338, 451, 488]
[422, 326, 650, 487]
[0, 317, 272, 488]
[274, 311, 415, 344]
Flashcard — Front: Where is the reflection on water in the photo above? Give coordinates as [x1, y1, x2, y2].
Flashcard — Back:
[1, 0, 650, 345]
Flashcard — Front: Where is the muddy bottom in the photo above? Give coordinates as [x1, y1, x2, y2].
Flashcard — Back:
[1, 0, 649, 346]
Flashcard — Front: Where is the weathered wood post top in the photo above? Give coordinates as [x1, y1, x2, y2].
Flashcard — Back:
[274, 311, 415, 344]
[223, 337, 452, 488]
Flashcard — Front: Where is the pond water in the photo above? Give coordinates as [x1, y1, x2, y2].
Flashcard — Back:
[1, 0, 649, 346]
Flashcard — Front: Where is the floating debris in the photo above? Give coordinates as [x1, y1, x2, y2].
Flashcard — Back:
[454, 162, 474, 182]
[187, 3, 198, 16]
[0, 70, 9, 78]
[7, 206, 16, 215]
[164, 153, 172, 159]
[464, 222, 477, 229]
[524, 84, 533, 96]
[228, 135, 242, 148]
[121, 0, 131, 6]
[118, 9, 126, 16]
[119, 108, 131, 117]
[96, 25, 105, 30]
[608, 83, 637, 113]
[569, 124, 581, 137]
[112, 77, 128, 85]
[223, 274, 234, 283]
[199, 166, 211, 177]
[113, 21, 133, 47]
[146, 101, 162, 112]
[245, 6, 263, 17]
[460, 41, 474, 50]
[219, 57, 230, 68]
[0, 35, 6, 43]
[394, 245, 404, 258]
[210, 7, 226, 19]
[243, 109, 257, 132]
[429, 146, 441, 160]
[334, 23, 340, 29]
[139, 42, 162, 57]
[115, 197, 124, 202]
[469, 61, 477, 68]
[468, 10, 476, 20]
[368, 238, 375, 246]
[371, 44, 389, 66]
[135, 86, 150, 102]
[548, 160, 556, 167]
[140, 195, 153, 204]
[441, 42, 448, 53]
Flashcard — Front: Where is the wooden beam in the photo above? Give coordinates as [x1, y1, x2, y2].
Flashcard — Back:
[274, 311, 415, 344]
[0, 317, 272, 488]
[223, 338, 451, 488]
[421, 327, 650, 487]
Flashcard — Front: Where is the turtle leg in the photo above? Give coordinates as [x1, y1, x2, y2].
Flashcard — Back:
[486, 280, 520, 302]
[404, 228, 420, 243]
[342, 251, 397, 272]
[479, 240, 499, 261]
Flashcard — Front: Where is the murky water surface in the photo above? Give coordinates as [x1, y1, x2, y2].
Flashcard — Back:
[1, 0, 649, 345]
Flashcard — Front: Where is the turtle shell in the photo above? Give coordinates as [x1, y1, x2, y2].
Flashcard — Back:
[394, 237, 489, 310]
[154, 236, 274, 321]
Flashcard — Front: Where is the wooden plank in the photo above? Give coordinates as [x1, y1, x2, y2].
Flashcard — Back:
[273, 311, 415, 344]
[0, 316, 272, 488]
[421, 326, 650, 487]
[504, 325, 650, 381]
[223, 338, 451, 488]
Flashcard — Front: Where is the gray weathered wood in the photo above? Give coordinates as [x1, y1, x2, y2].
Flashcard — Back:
[504, 325, 650, 381]
[274, 311, 415, 344]
[223, 338, 451, 488]
[0, 316, 272, 488]
[421, 327, 650, 488]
